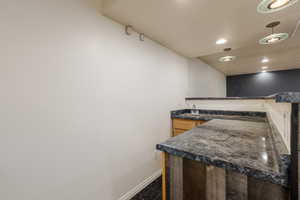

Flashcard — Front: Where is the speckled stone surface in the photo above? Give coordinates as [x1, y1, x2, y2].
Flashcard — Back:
[157, 119, 289, 186]
[171, 109, 266, 120]
[171, 110, 266, 122]
[274, 92, 300, 103]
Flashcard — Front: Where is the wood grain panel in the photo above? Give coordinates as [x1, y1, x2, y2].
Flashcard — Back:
[172, 119, 206, 136]
[169, 155, 183, 200]
[183, 159, 206, 200]
[162, 152, 167, 200]
[173, 118, 197, 130]
[164, 154, 289, 200]
[248, 177, 289, 200]
[206, 165, 226, 200]
[226, 171, 247, 200]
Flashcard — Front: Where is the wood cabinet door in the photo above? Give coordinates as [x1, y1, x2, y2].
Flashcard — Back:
[173, 119, 197, 130]
[172, 119, 206, 137]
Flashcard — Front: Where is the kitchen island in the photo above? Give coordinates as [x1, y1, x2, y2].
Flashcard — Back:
[156, 93, 300, 200]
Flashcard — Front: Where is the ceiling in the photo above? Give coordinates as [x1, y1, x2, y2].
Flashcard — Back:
[102, 0, 300, 75]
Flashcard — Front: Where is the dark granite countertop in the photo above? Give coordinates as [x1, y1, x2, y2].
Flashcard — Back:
[185, 92, 300, 103]
[157, 110, 290, 186]
[172, 113, 266, 122]
[171, 109, 267, 121]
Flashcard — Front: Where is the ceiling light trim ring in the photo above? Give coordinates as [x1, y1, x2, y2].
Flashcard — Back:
[257, 0, 298, 13]
[259, 33, 289, 44]
[268, 0, 290, 9]
[219, 56, 236, 62]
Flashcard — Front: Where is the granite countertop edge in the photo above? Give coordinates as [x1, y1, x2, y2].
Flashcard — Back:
[170, 109, 267, 121]
[157, 144, 288, 187]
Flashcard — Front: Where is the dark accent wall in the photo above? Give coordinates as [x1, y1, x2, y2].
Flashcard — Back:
[227, 69, 300, 97]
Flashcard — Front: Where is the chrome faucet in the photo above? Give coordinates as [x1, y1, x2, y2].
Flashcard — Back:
[191, 104, 199, 115]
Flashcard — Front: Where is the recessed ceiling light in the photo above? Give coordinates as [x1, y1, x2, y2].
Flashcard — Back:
[262, 58, 269, 63]
[216, 39, 227, 45]
[269, 0, 290, 8]
[262, 66, 269, 70]
[259, 33, 289, 44]
[219, 56, 236, 62]
[257, 0, 298, 13]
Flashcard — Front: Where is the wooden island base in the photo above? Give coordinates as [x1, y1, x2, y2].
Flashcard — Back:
[162, 153, 290, 200]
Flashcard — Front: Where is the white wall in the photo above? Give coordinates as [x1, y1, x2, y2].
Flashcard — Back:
[0, 0, 187, 199]
[186, 99, 266, 112]
[188, 59, 226, 97]
[0, 0, 226, 200]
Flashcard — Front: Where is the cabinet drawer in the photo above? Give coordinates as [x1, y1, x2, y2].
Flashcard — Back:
[173, 119, 197, 130]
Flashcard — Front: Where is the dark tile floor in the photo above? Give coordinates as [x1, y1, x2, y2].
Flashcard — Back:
[131, 176, 162, 200]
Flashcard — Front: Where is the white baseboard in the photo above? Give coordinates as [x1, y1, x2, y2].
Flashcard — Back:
[118, 169, 162, 200]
